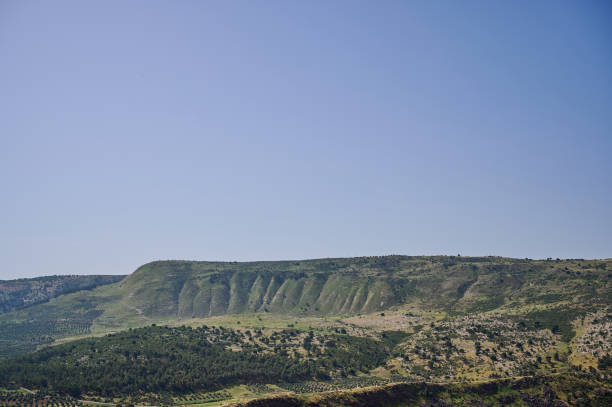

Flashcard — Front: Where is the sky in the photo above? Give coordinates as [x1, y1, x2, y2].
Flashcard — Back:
[1, 1, 611, 279]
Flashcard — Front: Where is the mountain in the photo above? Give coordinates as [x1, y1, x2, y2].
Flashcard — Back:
[0, 256, 609, 357]
[115, 256, 611, 318]
[0, 256, 610, 406]
[0, 274, 125, 314]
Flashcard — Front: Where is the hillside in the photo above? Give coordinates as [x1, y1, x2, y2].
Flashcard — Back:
[0, 256, 610, 357]
[0, 317, 611, 406]
[0, 323, 610, 406]
[117, 256, 611, 318]
[234, 375, 612, 406]
[0, 256, 610, 406]
[0, 274, 125, 314]
[0, 325, 407, 395]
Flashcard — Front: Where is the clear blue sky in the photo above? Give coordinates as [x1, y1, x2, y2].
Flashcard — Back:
[1, 1, 611, 278]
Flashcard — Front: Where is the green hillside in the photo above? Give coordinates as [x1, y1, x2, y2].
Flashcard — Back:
[0, 324, 407, 396]
[0, 275, 125, 314]
[0, 256, 610, 357]
[1, 324, 610, 406]
[0, 256, 610, 405]
[118, 256, 610, 318]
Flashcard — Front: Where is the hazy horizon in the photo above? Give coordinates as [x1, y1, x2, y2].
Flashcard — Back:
[2, 1, 611, 279]
[2, 253, 612, 280]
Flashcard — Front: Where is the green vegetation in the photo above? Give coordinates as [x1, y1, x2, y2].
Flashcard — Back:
[522, 306, 579, 342]
[599, 354, 612, 370]
[236, 374, 612, 407]
[0, 325, 403, 397]
[2, 256, 609, 355]
[0, 256, 609, 406]
[117, 257, 611, 319]
[0, 275, 124, 314]
[0, 387, 81, 406]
